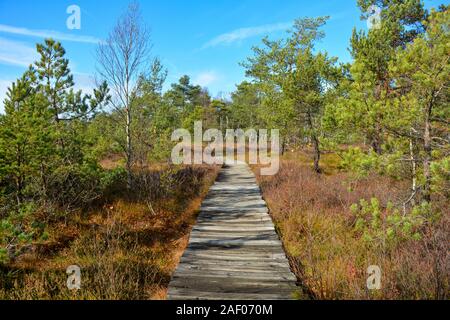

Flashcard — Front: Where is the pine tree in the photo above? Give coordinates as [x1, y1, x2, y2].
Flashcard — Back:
[0, 71, 53, 205]
[331, 0, 429, 154]
[388, 7, 449, 202]
[244, 17, 340, 172]
[229, 81, 262, 130]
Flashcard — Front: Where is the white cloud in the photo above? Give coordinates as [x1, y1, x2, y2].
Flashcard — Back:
[0, 79, 13, 114]
[202, 22, 291, 48]
[73, 72, 97, 94]
[0, 73, 97, 114]
[193, 71, 220, 87]
[0, 24, 101, 44]
[0, 37, 38, 67]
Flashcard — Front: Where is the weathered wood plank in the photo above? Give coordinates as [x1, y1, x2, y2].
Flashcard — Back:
[200, 208, 268, 213]
[181, 249, 287, 257]
[174, 264, 293, 275]
[172, 270, 296, 281]
[187, 239, 282, 247]
[169, 279, 296, 295]
[181, 247, 287, 256]
[197, 212, 270, 219]
[177, 259, 291, 269]
[191, 226, 275, 233]
[170, 278, 296, 291]
[180, 253, 288, 263]
[196, 217, 273, 224]
[168, 289, 294, 300]
[188, 231, 277, 238]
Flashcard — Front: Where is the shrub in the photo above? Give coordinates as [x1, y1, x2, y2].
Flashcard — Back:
[0, 203, 46, 264]
[340, 148, 379, 178]
[46, 163, 104, 210]
[254, 157, 448, 299]
[351, 199, 437, 250]
[100, 167, 127, 198]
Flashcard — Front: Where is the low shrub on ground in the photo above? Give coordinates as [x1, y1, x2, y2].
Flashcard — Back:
[254, 154, 449, 300]
[0, 164, 219, 300]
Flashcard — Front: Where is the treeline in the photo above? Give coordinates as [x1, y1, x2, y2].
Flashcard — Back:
[0, 1, 448, 265]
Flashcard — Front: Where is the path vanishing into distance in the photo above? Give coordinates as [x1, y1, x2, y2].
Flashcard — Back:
[168, 161, 298, 300]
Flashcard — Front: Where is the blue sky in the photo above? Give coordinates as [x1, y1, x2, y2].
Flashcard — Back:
[0, 0, 446, 112]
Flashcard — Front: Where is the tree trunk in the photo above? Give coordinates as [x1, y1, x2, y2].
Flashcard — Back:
[312, 133, 321, 173]
[126, 105, 133, 189]
[371, 125, 383, 155]
[40, 163, 48, 199]
[422, 100, 433, 203]
[306, 110, 321, 173]
[371, 84, 384, 155]
[15, 143, 23, 206]
[410, 136, 417, 204]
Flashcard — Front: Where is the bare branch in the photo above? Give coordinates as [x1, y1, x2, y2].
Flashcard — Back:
[95, 1, 152, 188]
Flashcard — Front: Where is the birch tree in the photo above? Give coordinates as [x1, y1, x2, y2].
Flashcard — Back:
[96, 2, 151, 188]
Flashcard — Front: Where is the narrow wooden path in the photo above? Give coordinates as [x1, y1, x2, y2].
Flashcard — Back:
[168, 162, 297, 300]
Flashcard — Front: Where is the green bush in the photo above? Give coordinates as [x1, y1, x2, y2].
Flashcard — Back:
[351, 198, 437, 251]
[340, 148, 380, 178]
[46, 163, 104, 209]
[0, 203, 42, 264]
[431, 156, 450, 198]
[99, 167, 127, 197]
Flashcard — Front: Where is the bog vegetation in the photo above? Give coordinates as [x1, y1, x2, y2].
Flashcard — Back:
[0, 1, 448, 299]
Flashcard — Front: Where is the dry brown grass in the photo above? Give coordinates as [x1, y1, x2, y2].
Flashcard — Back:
[253, 150, 449, 300]
[0, 164, 219, 300]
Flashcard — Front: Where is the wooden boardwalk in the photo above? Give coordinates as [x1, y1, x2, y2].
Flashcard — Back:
[168, 162, 297, 300]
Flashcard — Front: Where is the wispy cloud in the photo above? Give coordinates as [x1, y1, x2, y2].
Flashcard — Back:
[202, 22, 291, 49]
[0, 73, 97, 113]
[73, 72, 97, 94]
[0, 79, 13, 113]
[194, 71, 220, 87]
[0, 37, 38, 67]
[0, 24, 101, 44]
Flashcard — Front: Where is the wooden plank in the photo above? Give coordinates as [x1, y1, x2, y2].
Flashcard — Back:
[193, 221, 274, 227]
[201, 200, 266, 206]
[188, 231, 277, 238]
[171, 274, 296, 285]
[172, 269, 296, 281]
[169, 280, 296, 295]
[181, 252, 288, 261]
[168, 289, 294, 300]
[177, 259, 291, 269]
[167, 162, 297, 300]
[199, 207, 268, 213]
[192, 221, 274, 228]
[206, 191, 261, 196]
[202, 195, 263, 200]
[196, 217, 273, 224]
[188, 236, 280, 243]
[175, 264, 293, 275]
[181, 250, 287, 258]
[181, 247, 287, 256]
[169, 285, 296, 296]
[169, 277, 296, 290]
[187, 239, 282, 247]
[196, 217, 272, 223]
[197, 212, 270, 219]
[191, 226, 275, 233]
[209, 185, 261, 191]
